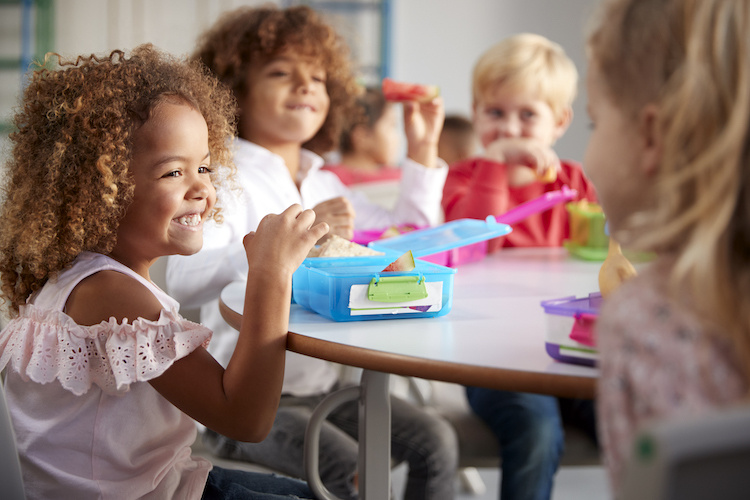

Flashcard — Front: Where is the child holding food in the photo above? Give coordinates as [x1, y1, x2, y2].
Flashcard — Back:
[442, 34, 599, 500]
[166, 5, 456, 499]
[442, 33, 597, 251]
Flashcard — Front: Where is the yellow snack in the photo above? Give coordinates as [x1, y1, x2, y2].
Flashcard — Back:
[536, 166, 557, 184]
[598, 239, 638, 297]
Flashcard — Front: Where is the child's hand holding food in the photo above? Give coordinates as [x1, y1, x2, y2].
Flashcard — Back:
[485, 137, 561, 187]
[382, 78, 444, 168]
[312, 196, 356, 242]
[244, 205, 329, 278]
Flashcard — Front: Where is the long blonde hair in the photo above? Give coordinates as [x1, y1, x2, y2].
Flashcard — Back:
[588, 0, 750, 373]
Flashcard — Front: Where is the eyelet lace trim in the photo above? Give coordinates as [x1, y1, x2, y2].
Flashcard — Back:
[0, 304, 212, 396]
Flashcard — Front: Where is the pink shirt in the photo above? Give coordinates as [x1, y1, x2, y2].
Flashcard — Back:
[0, 252, 213, 499]
[323, 164, 402, 186]
[596, 258, 748, 493]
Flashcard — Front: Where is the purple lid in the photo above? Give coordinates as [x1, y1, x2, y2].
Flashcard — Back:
[541, 292, 602, 317]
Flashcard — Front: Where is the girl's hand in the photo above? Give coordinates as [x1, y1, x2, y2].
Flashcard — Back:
[484, 137, 561, 188]
[244, 204, 329, 278]
[404, 96, 445, 168]
[312, 197, 355, 242]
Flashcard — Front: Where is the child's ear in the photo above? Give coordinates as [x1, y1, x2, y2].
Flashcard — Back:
[638, 103, 661, 177]
[553, 107, 573, 141]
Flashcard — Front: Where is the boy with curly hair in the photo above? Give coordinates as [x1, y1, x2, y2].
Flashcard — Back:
[167, 5, 456, 499]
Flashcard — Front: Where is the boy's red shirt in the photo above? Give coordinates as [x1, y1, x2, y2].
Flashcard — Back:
[442, 157, 597, 252]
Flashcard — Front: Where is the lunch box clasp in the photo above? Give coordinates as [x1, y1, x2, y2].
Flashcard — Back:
[368, 275, 428, 303]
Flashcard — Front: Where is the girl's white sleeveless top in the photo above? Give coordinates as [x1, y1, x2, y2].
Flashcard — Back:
[0, 252, 213, 500]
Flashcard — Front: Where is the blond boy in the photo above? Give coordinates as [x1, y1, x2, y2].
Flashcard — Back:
[443, 33, 597, 250]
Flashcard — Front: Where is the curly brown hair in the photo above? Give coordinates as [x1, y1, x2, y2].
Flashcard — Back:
[193, 4, 361, 154]
[0, 44, 237, 315]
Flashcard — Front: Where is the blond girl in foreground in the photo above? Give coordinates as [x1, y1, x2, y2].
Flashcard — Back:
[585, 0, 750, 494]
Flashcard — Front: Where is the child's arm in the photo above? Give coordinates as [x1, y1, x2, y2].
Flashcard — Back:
[442, 157, 513, 222]
[150, 205, 328, 441]
[403, 97, 445, 169]
[68, 206, 328, 442]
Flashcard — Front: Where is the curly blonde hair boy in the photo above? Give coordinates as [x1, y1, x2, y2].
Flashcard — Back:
[193, 4, 361, 155]
[0, 44, 237, 315]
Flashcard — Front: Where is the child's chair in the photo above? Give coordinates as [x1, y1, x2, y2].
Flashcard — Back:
[1, 371, 26, 500]
[620, 404, 750, 500]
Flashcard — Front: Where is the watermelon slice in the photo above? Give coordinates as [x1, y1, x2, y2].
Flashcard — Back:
[382, 78, 439, 103]
[381, 250, 416, 272]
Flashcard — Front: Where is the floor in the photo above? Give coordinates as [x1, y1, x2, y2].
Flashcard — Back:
[391, 464, 611, 500]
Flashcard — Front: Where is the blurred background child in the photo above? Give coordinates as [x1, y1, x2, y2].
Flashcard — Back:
[166, 6, 456, 499]
[586, 0, 750, 494]
[438, 114, 478, 167]
[442, 34, 599, 500]
[323, 86, 403, 210]
[0, 44, 320, 500]
[324, 86, 403, 186]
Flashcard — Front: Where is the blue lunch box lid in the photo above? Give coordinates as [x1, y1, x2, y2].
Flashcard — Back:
[368, 216, 512, 258]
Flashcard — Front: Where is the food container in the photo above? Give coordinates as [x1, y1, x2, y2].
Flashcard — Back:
[292, 218, 512, 321]
[541, 293, 601, 366]
[563, 201, 609, 261]
[356, 187, 578, 268]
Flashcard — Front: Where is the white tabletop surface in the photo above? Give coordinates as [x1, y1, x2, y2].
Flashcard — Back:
[220, 247, 600, 398]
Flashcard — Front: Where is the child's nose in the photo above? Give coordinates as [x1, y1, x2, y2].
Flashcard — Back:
[189, 176, 212, 199]
[499, 116, 522, 138]
[293, 72, 314, 93]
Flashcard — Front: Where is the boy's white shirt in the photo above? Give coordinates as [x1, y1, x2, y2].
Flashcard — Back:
[167, 138, 447, 396]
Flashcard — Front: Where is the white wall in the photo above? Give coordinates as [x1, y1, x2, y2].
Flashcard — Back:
[2, 0, 600, 165]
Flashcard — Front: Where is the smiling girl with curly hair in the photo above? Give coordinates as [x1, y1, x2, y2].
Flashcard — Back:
[0, 44, 327, 499]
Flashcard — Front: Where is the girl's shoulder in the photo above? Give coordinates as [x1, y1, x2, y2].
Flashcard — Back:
[66, 268, 164, 327]
[0, 253, 211, 396]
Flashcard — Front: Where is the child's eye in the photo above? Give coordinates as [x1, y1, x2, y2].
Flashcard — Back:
[198, 165, 212, 174]
[520, 110, 536, 120]
[163, 170, 181, 178]
[487, 109, 504, 118]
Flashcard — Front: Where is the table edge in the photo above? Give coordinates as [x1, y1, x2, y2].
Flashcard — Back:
[219, 299, 595, 399]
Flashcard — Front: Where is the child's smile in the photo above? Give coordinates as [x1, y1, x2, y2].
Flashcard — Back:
[174, 213, 203, 227]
